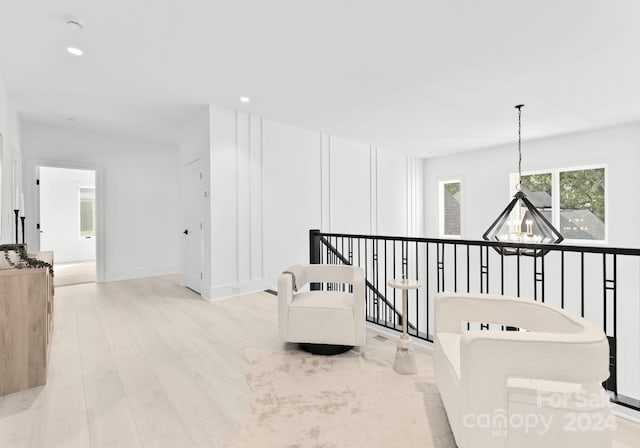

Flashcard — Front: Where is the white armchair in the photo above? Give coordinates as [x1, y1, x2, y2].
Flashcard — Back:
[434, 292, 613, 448]
[278, 264, 366, 354]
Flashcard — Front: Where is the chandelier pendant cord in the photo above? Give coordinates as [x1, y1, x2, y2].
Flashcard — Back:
[516, 104, 524, 190]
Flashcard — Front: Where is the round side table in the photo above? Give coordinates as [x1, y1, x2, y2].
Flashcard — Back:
[388, 277, 421, 375]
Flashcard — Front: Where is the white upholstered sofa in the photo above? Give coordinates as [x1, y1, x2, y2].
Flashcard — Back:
[278, 264, 365, 352]
[434, 292, 613, 448]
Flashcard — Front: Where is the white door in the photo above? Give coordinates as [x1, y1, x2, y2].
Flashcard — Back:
[184, 160, 204, 293]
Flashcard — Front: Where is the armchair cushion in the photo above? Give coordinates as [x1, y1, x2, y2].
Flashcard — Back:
[278, 264, 366, 348]
[289, 291, 354, 311]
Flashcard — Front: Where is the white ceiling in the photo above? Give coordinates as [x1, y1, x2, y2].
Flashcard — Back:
[1, 0, 639, 157]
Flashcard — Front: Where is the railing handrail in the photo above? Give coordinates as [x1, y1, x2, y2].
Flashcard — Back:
[315, 231, 640, 256]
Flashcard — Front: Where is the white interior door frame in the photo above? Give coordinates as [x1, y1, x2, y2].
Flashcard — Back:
[182, 158, 204, 293]
[26, 158, 105, 282]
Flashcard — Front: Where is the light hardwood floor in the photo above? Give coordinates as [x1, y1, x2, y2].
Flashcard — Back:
[0, 275, 279, 448]
[53, 261, 96, 287]
[0, 275, 638, 447]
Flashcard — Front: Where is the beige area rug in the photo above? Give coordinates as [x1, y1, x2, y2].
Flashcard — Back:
[227, 338, 457, 448]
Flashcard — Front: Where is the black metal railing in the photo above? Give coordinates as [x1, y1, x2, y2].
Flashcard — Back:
[309, 229, 640, 412]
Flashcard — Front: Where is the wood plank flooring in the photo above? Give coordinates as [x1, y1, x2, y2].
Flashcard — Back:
[0, 274, 638, 447]
[0, 275, 279, 448]
[53, 261, 96, 287]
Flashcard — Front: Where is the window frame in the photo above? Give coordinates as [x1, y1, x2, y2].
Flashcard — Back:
[509, 164, 608, 244]
[439, 179, 462, 238]
[79, 186, 96, 239]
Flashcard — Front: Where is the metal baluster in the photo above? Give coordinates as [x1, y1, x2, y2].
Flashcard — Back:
[466, 245, 470, 293]
[561, 252, 565, 308]
[466, 244, 470, 331]
[426, 242, 431, 340]
[384, 240, 388, 325]
[611, 254, 618, 395]
[533, 253, 546, 302]
[364, 239, 368, 319]
[348, 237, 353, 294]
[374, 239, 379, 324]
[516, 250, 521, 297]
[453, 243, 458, 292]
[500, 250, 505, 295]
[415, 240, 419, 337]
[603, 253, 608, 333]
[540, 254, 545, 303]
[480, 246, 489, 294]
[402, 240, 408, 279]
[581, 252, 585, 317]
[437, 243, 445, 292]
[480, 248, 490, 329]
[393, 240, 397, 327]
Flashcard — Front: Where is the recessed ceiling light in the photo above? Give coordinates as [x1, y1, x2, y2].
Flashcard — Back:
[67, 47, 84, 56]
[240, 96, 250, 103]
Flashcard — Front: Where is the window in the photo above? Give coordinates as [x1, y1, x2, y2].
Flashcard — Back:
[80, 188, 96, 238]
[520, 172, 553, 223]
[440, 180, 461, 237]
[510, 166, 606, 242]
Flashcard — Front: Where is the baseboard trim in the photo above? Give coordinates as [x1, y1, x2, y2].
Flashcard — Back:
[207, 279, 268, 301]
[612, 402, 640, 423]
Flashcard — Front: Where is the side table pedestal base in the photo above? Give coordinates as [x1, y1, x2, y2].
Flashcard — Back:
[393, 337, 417, 375]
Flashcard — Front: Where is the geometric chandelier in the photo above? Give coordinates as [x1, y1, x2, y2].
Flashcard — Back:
[483, 105, 563, 256]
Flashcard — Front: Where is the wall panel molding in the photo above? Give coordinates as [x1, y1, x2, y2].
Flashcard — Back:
[206, 105, 423, 295]
[250, 115, 264, 280]
[370, 146, 378, 235]
[320, 134, 331, 231]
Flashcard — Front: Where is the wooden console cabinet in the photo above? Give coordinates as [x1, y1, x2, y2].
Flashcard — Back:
[0, 252, 54, 396]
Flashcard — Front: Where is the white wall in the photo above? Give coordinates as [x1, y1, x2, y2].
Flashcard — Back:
[263, 119, 322, 289]
[39, 167, 96, 263]
[179, 107, 210, 289]
[0, 74, 23, 245]
[22, 121, 180, 282]
[423, 122, 640, 402]
[209, 107, 241, 292]
[328, 137, 371, 234]
[424, 123, 640, 246]
[190, 105, 419, 299]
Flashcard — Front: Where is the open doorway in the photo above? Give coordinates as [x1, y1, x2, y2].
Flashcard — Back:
[39, 166, 96, 286]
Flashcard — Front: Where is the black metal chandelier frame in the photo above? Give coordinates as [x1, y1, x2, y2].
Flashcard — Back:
[482, 105, 564, 256]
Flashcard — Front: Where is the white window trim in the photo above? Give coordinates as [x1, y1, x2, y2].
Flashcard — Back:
[509, 164, 608, 244]
[79, 186, 96, 240]
[439, 179, 462, 238]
